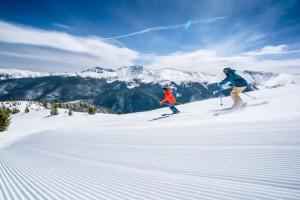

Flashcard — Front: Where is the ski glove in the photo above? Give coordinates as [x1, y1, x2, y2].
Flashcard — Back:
[218, 84, 225, 90]
[213, 90, 219, 95]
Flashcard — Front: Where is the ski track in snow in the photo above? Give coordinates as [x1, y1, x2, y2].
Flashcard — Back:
[1, 85, 300, 199]
[1, 120, 300, 200]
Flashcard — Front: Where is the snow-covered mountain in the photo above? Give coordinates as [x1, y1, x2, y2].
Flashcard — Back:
[1, 66, 299, 113]
[1, 66, 299, 88]
[0, 66, 215, 85]
[238, 70, 300, 88]
[0, 68, 71, 80]
[0, 68, 46, 79]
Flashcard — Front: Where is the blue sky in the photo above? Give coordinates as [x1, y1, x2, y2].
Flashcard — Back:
[0, 0, 299, 73]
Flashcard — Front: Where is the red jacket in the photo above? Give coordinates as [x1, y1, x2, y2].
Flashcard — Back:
[160, 88, 176, 104]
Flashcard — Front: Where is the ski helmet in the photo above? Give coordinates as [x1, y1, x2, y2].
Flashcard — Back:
[223, 67, 233, 74]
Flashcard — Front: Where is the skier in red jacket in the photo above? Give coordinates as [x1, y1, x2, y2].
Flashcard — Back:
[160, 87, 180, 114]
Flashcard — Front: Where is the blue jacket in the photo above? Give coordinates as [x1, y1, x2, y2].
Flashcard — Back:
[219, 70, 248, 87]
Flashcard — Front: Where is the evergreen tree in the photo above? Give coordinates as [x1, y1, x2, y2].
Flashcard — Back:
[88, 106, 96, 115]
[51, 103, 59, 115]
[0, 108, 10, 132]
[6, 108, 12, 114]
[12, 108, 20, 114]
[43, 101, 48, 109]
[117, 109, 123, 115]
[68, 108, 73, 116]
[25, 106, 30, 113]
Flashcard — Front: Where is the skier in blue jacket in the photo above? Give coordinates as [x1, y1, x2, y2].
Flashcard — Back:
[219, 68, 248, 107]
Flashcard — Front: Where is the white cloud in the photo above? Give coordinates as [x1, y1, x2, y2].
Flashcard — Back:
[0, 20, 299, 74]
[243, 45, 289, 56]
[146, 49, 250, 72]
[0, 20, 139, 69]
[0, 47, 105, 72]
[146, 48, 300, 74]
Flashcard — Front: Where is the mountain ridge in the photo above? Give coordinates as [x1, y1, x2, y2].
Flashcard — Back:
[0, 66, 299, 113]
[1, 66, 297, 88]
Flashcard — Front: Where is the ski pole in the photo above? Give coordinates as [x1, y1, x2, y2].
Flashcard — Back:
[219, 90, 223, 106]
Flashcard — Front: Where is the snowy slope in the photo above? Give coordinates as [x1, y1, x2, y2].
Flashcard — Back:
[1, 84, 300, 199]
[261, 73, 300, 88]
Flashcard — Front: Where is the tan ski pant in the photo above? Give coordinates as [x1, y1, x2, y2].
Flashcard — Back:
[230, 87, 246, 105]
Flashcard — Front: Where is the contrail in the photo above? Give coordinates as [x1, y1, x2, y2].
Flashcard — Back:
[105, 16, 227, 40]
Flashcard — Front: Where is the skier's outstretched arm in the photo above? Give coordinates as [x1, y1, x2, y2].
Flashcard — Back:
[219, 76, 230, 87]
[160, 97, 167, 104]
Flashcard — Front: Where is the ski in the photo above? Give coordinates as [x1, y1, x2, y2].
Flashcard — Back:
[161, 113, 174, 116]
[212, 100, 270, 116]
[212, 105, 246, 116]
[149, 112, 180, 121]
[212, 108, 241, 116]
[149, 114, 172, 121]
[246, 100, 270, 107]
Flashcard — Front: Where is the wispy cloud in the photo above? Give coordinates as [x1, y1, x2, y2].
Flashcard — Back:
[243, 45, 300, 56]
[52, 23, 70, 29]
[105, 16, 228, 40]
[0, 20, 139, 68]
